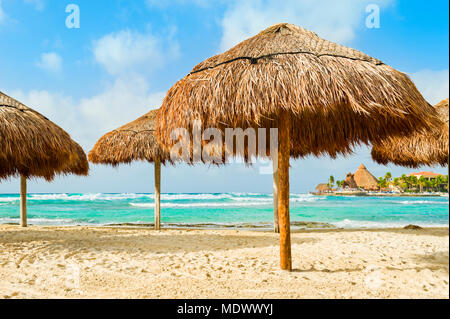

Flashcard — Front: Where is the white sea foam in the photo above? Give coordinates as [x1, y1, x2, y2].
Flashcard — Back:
[1, 192, 325, 203]
[396, 200, 449, 205]
[27, 193, 152, 201]
[0, 197, 19, 203]
[129, 193, 321, 208]
[130, 202, 269, 208]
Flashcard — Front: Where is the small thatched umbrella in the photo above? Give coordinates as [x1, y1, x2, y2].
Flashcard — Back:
[156, 23, 435, 270]
[0, 91, 89, 227]
[315, 183, 331, 194]
[89, 109, 170, 230]
[372, 99, 449, 168]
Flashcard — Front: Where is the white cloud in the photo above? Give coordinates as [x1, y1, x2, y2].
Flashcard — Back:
[24, 0, 45, 11]
[36, 52, 63, 73]
[1, 0, 45, 25]
[410, 69, 449, 105]
[145, 0, 209, 8]
[93, 29, 179, 76]
[219, 0, 392, 51]
[11, 28, 178, 151]
[79, 75, 165, 135]
[9, 75, 165, 150]
[0, 0, 7, 24]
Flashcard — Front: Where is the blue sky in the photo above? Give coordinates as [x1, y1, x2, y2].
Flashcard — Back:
[0, 0, 448, 194]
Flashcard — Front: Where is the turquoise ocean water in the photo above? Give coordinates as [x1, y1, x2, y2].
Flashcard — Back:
[0, 193, 448, 229]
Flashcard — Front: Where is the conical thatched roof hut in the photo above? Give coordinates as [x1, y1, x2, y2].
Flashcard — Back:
[89, 109, 169, 230]
[155, 23, 435, 270]
[342, 173, 358, 189]
[353, 164, 379, 191]
[315, 183, 331, 193]
[371, 99, 449, 168]
[0, 91, 89, 227]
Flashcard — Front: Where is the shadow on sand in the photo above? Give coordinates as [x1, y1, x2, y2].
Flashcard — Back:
[0, 226, 320, 254]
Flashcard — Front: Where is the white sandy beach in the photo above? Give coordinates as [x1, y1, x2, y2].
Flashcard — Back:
[0, 225, 448, 299]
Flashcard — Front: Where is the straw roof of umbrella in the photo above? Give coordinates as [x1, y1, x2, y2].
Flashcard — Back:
[353, 164, 379, 190]
[156, 23, 435, 159]
[89, 109, 170, 166]
[0, 91, 89, 181]
[371, 99, 449, 168]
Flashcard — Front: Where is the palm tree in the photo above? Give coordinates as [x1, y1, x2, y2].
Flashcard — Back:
[408, 175, 419, 192]
[400, 174, 409, 190]
[384, 172, 392, 184]
[425, 179, 432, 192]
[328, 175, 335, 188]
[393, 177, 400, 186]
[418, 176, 427, 193]
[377, 176, 387, 188]
[443, 175, 449, 192]
[431, 175, 446, 192]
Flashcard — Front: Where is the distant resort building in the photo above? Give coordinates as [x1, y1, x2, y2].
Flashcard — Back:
[342, 173, 358, 189]
[353, 164, 379, 191]
[341, 165, 379, 191]
[313, 164, 448, 196]
[315, 164, 380, 194]
[315, 183, 332, 194]
[408, 171, 444, 181]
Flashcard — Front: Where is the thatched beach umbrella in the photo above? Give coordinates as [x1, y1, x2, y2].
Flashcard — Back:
[89, 109, 170, 230]
[0, 91, 89, 227]
[315, 183, 331, 194]
[156, 23, 435, 270]
[371, 99, 449, 168]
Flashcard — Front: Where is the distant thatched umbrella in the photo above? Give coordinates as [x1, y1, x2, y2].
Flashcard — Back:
[89, 109, 169, 230]
[353, 164, 379, 191]
[156, 23, 435, 270]
[315, 183, 331, 194]
[0, 91, 89, 227]
[371, 99, 449, 168]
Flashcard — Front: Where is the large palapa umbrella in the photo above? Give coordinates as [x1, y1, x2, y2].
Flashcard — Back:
[89, 109, 170, 230]
[156, 23, 436, 270]
[0, 91, 89, 227]
[371, 99, 449, 168]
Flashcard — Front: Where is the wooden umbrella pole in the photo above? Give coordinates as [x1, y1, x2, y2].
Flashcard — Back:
[272, 157, 280, 233]
[278, 111, 292, 271]
[154, 158, 161, 230]
[20, 175, 27, 228]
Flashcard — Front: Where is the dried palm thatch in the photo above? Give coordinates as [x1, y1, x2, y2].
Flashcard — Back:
[315, 183, 331, 193]
[156, 23, 435, 159]
[89, 109, 170, 166]
[353, 164, 379, 191]
[342, 173, 358, 189]
[0, 91, 89, 181]
[371, 99, 449, 168]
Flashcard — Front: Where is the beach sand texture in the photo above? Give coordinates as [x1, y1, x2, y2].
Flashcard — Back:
[0, 225, 448, 299]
